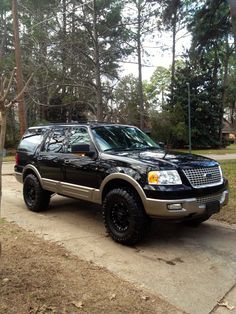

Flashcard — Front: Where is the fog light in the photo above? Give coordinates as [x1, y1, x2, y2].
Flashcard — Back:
[168, 203, 182, 211]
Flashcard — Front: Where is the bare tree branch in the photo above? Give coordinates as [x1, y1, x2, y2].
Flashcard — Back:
[0, 69, 16, 103]
[6, 73, 34, 108]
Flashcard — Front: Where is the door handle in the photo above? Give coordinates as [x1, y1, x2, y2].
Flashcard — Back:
[53, 157, 59, 163]
[64, 159, 70, 164]
[37, 157, 43, 161]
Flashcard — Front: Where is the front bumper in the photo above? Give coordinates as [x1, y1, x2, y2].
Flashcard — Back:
[145, 189, 229, 219]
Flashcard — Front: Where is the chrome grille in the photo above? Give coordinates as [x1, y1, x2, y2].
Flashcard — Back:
[196, 193, 223, 205]
[182, 166, 223, 188]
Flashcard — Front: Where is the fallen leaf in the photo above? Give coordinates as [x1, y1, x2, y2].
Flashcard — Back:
[110, 294, 116, 301]
[2, 278, 9, 283]
[46, 306, 57, 312]
[218, 301, 235, 311]
[72, 301, 84, 309]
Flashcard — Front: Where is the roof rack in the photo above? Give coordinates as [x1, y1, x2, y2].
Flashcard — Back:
[74, 120, 116, 125]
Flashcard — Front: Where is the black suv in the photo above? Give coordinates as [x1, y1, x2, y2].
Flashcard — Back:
[15, 123, 229, 245]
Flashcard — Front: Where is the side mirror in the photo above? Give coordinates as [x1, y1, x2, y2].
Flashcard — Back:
[71, 144, 96, 157]
[71, 144, 90, 153]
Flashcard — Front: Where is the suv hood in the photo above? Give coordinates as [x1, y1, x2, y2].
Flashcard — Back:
[140, 150, 218, 169]
[104, 149, 218, 169]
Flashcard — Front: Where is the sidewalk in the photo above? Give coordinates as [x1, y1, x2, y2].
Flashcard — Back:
[203, 154, 236, 161]
[2, 162, 14, 175]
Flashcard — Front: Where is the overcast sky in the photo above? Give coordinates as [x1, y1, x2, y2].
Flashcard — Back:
[121, 29, 192, 80]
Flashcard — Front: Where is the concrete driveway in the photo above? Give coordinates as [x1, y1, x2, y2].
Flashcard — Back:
[1, 162, 236, 314]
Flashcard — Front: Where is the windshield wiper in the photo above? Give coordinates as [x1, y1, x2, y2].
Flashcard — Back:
[103, 147, 130, 152]
[130, 146, 161, 151]
[103, 146, 161, 152]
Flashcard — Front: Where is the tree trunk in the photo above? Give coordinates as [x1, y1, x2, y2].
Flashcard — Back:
[62, 0, 67, 96]
[137, 0, 144, 130]
[0, 13, 7, 59]
[0, 70, 32, 256]
[12, 0, 27, 136]
[0, 110, 5, 256]
[0, 110, 7, 215]
[220, 38, 230, 145]
[229, 0, 236, 52]
[38, 9, 49, 121]
[93, 0, 103, 122]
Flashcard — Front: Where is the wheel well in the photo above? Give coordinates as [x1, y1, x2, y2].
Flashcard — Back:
[23, 169, 38, 181]
[102, 179, 144, 207]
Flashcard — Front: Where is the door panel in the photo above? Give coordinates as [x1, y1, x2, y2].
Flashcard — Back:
[63, 127, 101, 188]
[37, 127, 68, 181]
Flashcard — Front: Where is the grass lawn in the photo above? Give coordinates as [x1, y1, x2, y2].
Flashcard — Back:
[178, 143, 236, 155]
[214, 160, 236, 225]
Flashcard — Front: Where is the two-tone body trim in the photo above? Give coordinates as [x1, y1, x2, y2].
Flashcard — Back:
[15, 166, 229, 219]
[42, 178, 100, 203]
[18, 164, 101, 204]
[145, 189, 229, 218]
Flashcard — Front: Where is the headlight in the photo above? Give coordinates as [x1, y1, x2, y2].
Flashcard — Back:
[148, 170, 182, 185]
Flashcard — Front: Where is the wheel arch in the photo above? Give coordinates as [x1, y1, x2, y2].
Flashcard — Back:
[23, 164, 43, 184]
[100, 174, 147, 211]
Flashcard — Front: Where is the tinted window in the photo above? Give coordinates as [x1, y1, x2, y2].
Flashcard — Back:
[18, 134, 44, 153]
[43, 128, 68, 153]
[67, 127, 90, 153]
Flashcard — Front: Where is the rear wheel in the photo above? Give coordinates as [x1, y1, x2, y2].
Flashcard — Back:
[23, 174, 51, 212]
[102, 188, 150, 245]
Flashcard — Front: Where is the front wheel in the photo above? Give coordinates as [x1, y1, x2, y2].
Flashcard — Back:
[102, 188, 150, 245]
[23, 174, 51, 212]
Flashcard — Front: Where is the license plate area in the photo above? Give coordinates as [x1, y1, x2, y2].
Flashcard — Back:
[206, 200, 220, 215]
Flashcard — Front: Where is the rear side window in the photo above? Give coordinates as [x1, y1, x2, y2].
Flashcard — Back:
[18, 135, 44, 153]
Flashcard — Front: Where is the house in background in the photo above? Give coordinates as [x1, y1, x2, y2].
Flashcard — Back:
[222, 118, 236, 143]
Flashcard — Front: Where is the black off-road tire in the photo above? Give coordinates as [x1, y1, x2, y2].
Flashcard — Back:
[23, 174, 51, 212]
[102, 188, 150, 245]
[183, 214, 211, 227]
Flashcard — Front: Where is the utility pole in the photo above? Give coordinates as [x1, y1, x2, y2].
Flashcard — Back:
[186, 82, 191, 153]
[137, 0, 144, 130]
[12, 0, 27, 136]
[93, 0, 103, 122]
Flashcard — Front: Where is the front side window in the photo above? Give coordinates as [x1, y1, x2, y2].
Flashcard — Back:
[67, 127, 90, 153]
[92, 126, 159, 152]
[43, 128, 68, 153]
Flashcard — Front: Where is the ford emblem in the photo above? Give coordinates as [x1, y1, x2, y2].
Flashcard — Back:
[204, 173, 212, 179]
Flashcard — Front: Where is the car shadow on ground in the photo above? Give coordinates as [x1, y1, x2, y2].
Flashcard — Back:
[44, 195, 233, 251]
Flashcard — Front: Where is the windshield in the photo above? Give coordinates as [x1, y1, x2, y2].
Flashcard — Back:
[92, 125, 160, 152]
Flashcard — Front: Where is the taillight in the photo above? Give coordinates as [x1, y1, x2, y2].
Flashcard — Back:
[15, 153, 19, 165]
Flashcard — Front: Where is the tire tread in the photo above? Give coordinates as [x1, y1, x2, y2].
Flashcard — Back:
[23, 174, 51, 212]
[102, 188, 150, 245]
